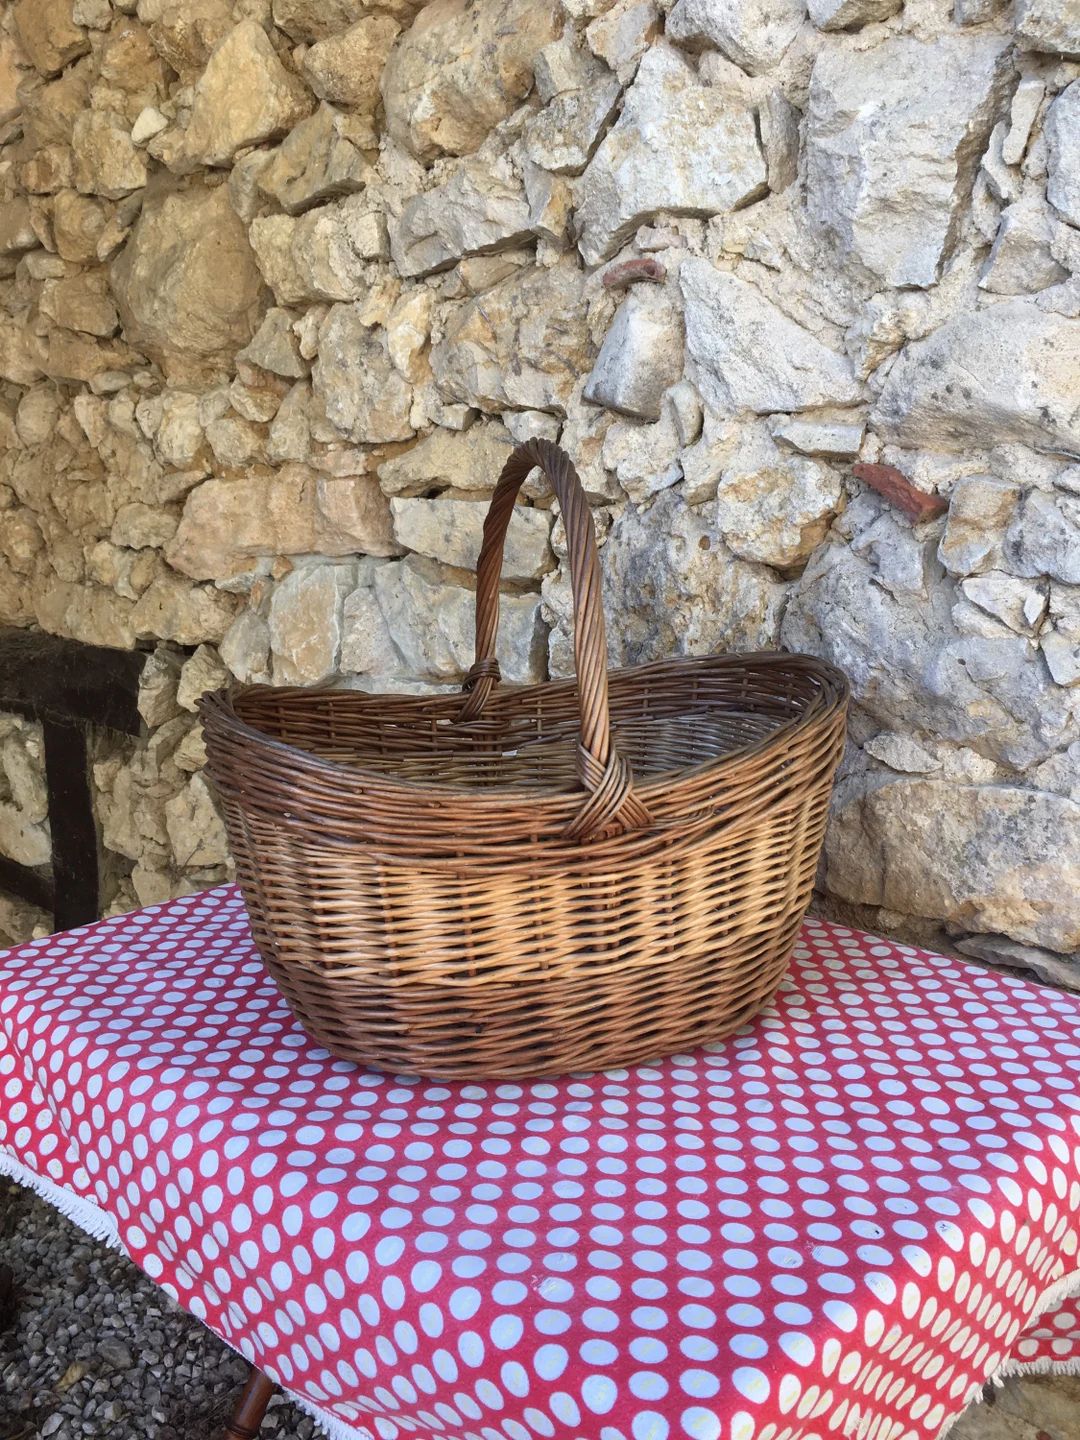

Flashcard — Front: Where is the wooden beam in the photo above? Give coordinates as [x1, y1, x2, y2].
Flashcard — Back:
[0, 627, 145, 735]
[0, 854, 54, 914]
[41, 718, 101, 933]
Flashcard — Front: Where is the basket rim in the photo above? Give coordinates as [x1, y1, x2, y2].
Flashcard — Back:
[201, 650, 849, 806]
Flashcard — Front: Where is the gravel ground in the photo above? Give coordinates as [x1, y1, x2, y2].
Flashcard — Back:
[2, 1179, 1080, 1440]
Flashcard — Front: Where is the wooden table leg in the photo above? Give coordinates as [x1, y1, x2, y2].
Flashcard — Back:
[222, 1366, 276, 1440]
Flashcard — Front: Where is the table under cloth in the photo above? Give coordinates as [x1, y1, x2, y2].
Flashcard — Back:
[2, 887, 1080, 1440]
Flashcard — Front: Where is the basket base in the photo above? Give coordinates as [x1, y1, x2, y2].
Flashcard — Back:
[257, 921, 803, 1081]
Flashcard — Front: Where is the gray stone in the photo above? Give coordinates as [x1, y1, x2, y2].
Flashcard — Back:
[825, 775, 1080, 954]
[681, 259, 861, 416]
[236, 308, 308, 379]
[176, 644, 229, 711]
[575, 46, 766, 265]
[592, 486, 787, 668]
[389, 496, 552, 579]
[313, 304, 414, 444]
[374, 557, 547, 682]
[256, 103, 372, 215]
[808, 0, 902, 28]
[583, 288, 684, 423]
[390, 154, 533, 279]
[1046, 81, 1080, 229]
[668, 0, 804, 75]
[586, 0, 660, 83]
[522, 76, 622, 175]
[164, 773, 228, 868]
[873, 302, 1080, 454]
[1001, 76, 1044, 166]
[806, 35, 1011, 287]
[760, 88, 800, 194]
[431, 261, 592, 415]
[1015, 0, 1080, 56]
[219, 609, 271, 683]
[769, 415, 864, 458]
[782, 520, 1079, 769]
[1007, 489, 1080, 584]
[979, 199, 1068, 295]
[959, 571, 1047, 634]
[1042, 583, 1080, 686]
[955, 933, 1080, 990]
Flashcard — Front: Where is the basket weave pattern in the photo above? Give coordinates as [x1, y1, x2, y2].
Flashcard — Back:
[201, 439, 848, 1079]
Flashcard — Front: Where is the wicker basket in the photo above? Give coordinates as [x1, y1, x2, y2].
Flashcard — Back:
[200, 439, 848, 1080]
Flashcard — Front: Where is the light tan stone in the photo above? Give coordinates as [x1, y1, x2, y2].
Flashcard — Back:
[301, 17, 401, 112]
[390, 496, 552, 578]
[111, 181, 268, 381]
[269, 561, 356, 684]
[40, 270, 119, 337]
[13, 0, 89, 76]
[312, 304, 414, 444]
[72, 110, 147, 198]
[256, 103, 372, 215]
[182, 20, 312, 168]
[381, 0, 562, 160]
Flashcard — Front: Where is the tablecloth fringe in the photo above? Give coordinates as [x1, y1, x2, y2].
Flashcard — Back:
[0, 1150, 127, 1255]
[934, 1263, 1080, 1439]
[0, 1150, 376, 1440]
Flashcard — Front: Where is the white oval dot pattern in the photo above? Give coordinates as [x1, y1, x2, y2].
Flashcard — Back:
[2, 885, 1080, 1440]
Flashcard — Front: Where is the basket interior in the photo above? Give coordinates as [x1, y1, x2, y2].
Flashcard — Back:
[229, 657, 836, 796]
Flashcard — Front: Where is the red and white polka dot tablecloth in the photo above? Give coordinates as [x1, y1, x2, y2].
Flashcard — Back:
[2, 885, 1080, 1440]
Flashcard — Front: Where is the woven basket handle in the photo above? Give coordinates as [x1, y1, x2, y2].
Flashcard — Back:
[459, 438, 652, 842]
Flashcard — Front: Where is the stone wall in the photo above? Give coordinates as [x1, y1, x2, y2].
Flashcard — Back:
[0, 0, 1077, 967]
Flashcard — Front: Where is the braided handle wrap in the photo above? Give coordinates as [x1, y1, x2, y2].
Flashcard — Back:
[459, 438, 652, 843]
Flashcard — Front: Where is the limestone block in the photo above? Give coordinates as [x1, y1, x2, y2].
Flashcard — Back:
[381, 0, 562, 161]
[301, 17, 401, 112]
[431, 261, 592, 415]
[1042, 585, 1080, 686]
[960, 571, 1047, 634]
[269, 561, 356, 684]
[782, 526, 1078, 769]
[13, 0, 89, 75]
[1007, 489, 1080, 584]
[111, 182, 267, 381]
[271, 0, 371, 41]
[313, 304, 414, 443]
[1015, 0, 1080, 56]
[0, 32, 27, 123]
[176, 644, 229, 710]
[576, 46, 766, 265]
[586, 0, 660, 83]
[220, 610, 271, 684]
[668, 0, 804, 75]
[824, 775, 1080, 954]
[72, 111, 147, 198]
[373, 557, 547, 682]
[522, 75, 622, 175]
[390, 154, 533, 279]
[760, 88, 800, 194]
[1002, 76, 1045, 166]
[39, 270, 119, 336]
[182, 20, 312, 167]
[769, 415, 864, 457]
[873, 302, 1080, 452]
[376, 422, 516, 496]
[131, 574, 238, 644]
[979, 199, 1068, 294]
[716, 430, 843, 568]
[1047, 81, 1080, 229]
[165, 773, 229, 868]
[595, 487, 787, 667]
[808, 0, 902, 28]
[390, 496, 552, 579]
[681, 259, 861, 416]
[806, 34, 1011, 287]
[256, 104, 372, 215]
[937, 475, 1020, 575]
[583, 287, 684, 423]
[249, 194, 388, 306]
[237, 308, 308, 379]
